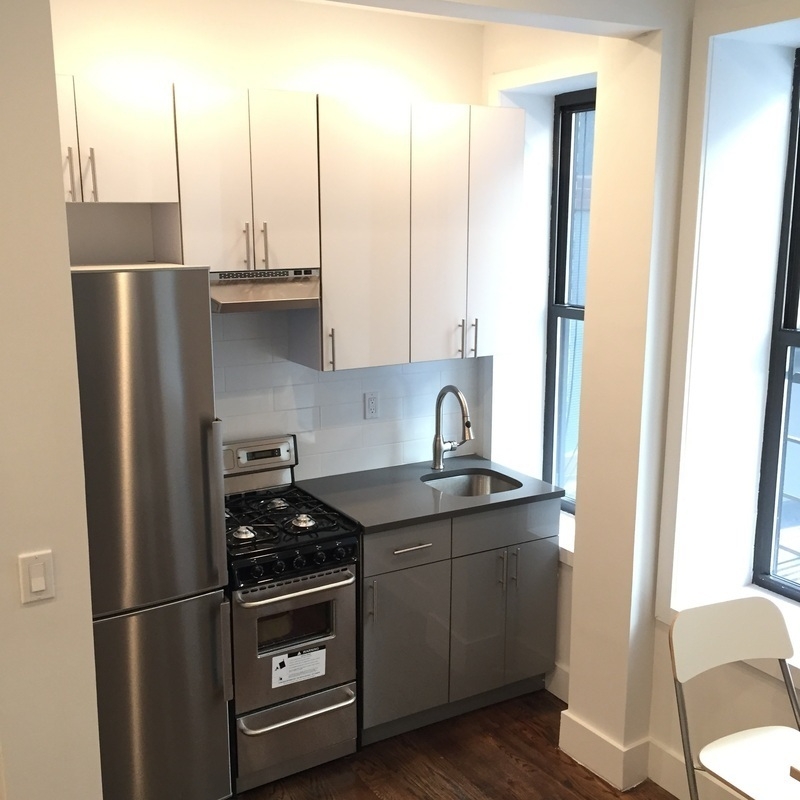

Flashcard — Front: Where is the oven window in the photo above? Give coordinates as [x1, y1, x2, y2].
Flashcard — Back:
[257, 601, 333, 654]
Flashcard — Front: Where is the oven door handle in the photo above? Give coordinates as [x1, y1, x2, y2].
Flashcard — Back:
[234, 571, 356, 608]
[237, 687, 356, 736]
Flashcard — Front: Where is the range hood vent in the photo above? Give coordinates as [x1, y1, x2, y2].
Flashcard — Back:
[209, 268, 320, 313]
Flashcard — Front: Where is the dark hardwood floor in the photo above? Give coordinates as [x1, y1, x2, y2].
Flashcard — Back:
[238, 691, 677, 800]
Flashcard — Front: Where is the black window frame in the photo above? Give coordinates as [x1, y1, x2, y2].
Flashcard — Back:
[754, 50, 800, 601]
[543, 88, 596, 515]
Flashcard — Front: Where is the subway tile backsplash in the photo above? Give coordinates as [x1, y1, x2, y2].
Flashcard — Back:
[212, 311, 491, 480]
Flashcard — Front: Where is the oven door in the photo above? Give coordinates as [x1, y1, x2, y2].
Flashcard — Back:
[232, 565, 356, 714]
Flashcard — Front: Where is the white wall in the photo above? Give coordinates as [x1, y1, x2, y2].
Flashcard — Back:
[0, 2, 103, 799]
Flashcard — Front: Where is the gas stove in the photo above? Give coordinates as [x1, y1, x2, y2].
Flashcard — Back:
[222, 435, 360, 589]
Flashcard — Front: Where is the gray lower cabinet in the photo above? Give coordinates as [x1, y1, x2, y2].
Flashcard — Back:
[361, 501, 558, 735]
[361, 521, 452, 730]
[450, 537, 558, 702]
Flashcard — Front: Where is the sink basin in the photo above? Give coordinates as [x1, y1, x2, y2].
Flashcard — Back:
[421, 468, 522, 497]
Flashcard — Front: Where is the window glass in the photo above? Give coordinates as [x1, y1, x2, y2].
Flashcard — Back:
[565, 110, 594, 308]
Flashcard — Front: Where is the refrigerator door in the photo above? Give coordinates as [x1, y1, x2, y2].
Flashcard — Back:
[71, 265, 225, 616]
[93, 590, 232, 800]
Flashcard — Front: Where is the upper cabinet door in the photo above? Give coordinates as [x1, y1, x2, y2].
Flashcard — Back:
[56, 75, 81, 202]
[73, 75, 178, 203]
[410, 103, 470, 363]
[466, 105, 525, 358]
[249, 89, 320, 271]
[319, 96, 411, 371]
[174, 83, 253, 271]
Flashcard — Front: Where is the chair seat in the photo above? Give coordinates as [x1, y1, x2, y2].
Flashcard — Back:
[699, 725, 800, 799]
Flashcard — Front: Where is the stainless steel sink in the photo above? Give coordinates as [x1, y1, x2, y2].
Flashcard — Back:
[421, 468, 522, 497]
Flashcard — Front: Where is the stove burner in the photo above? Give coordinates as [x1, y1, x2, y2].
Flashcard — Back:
[233, 525, 257, 540]
[289, 513, 317, 531]
[266, 498, 289, 511]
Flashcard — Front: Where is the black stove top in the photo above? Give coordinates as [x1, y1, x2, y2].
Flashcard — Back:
[225, 484, 359, 555]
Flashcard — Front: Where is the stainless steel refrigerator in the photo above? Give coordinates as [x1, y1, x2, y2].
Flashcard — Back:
[71, 264, 232, 800]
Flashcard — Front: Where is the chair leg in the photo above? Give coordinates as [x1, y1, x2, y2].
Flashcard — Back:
[674, 679, 701, 800]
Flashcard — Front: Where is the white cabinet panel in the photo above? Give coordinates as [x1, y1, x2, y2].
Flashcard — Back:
[319, 96, 410, 371]
[466, 105, 525, 358]
[410, 103, 469, 363]
[250, 89, 320, 271]
[56, 75, 81, 202]
[72, 75, 178, 203]
[175, 83, 252, 271]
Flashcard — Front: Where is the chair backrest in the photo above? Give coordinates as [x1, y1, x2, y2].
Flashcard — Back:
[669, 596, 793, 683]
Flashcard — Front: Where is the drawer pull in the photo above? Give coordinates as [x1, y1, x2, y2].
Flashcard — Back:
[393, 542, 433, 556]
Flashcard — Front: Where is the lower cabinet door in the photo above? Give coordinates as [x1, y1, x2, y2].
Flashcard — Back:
[505, 537, 558, 683]
[449, 548, 506, 702]
[362, 560, 451, 729]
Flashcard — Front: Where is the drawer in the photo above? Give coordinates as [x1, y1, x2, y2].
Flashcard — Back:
[452, 500, 560, 557]
[363, 520, 451, 576]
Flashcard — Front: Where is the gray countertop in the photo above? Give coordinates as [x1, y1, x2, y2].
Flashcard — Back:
[297, 455, 564, 533]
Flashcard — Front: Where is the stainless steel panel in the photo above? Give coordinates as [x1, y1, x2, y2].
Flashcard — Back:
[71, 266, 225, 616]
[232, 567, 356, 713]
[93, 590, 231, 800]
[235, 682, 356, 792]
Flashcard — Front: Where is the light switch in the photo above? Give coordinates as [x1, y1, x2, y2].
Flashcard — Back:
[18, 550, 55, 604]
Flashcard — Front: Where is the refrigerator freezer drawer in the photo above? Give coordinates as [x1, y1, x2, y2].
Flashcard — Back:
[235, 682, 357, 792]
[93, 590, 232, 800]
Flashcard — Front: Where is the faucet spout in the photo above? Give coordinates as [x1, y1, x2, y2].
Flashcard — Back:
[432, 384, 474, 470]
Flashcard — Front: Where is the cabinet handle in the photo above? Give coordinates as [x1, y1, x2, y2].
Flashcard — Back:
[370, 579, 378, 620]
[392, 542, 433, 556]
[458, 319, 466, 358]
[66, 146, 78, 201]
[470, 318, 479, 357]
[243, 221, 252, 269]
[261, 221, 269, 267]
[329, 328, 336, 371]
[88, 147, 98, 201]
[511, 547, 520, 583]
[499, 550, 508, 588]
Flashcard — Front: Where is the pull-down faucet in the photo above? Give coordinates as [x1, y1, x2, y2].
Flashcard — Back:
[432, 385, 474, 470]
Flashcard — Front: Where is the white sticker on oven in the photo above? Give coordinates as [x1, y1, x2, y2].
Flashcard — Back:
[272, 646, 326, 688]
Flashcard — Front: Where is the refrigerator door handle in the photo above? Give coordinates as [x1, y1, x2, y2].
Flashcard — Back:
[208, 419, 226, 575]
[220, 600, 233, 702]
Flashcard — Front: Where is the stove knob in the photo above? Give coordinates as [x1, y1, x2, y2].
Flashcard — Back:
[313, 551, 327, 565]
[273, 560, 286, 575]
[293, 555, 307, 570]
[251, 564, 265, 578]
[333, 546, 347, 561]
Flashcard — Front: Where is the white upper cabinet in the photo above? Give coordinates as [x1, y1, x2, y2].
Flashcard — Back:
[410, 102, 470, 363]
[56, 75, 81, 203]
[319, 96, 411, 371]
[410, 104, 525, 362]
[175, 84, 320, 273]
[175, 83, 253, 271]
[57, 74, 178, 203]
[249, 89, 320, 271]
[466, 105, 525, 358]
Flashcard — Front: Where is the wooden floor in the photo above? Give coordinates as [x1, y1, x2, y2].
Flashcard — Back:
[238, 691, 677, 800]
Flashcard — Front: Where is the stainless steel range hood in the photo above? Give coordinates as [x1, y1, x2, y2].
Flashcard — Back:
[209, 268, 320, 313]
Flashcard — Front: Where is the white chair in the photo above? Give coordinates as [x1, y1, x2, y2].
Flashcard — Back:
[669, 596, 800, 800]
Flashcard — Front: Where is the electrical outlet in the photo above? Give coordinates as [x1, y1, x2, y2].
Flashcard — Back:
[364, 392, 379, 419]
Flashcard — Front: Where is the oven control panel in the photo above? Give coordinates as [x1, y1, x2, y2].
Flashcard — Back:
[229, 536, 359, 589]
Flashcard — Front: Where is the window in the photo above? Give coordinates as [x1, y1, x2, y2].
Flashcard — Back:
[755, 52, 800, 601]
[543, 89, 596, 512]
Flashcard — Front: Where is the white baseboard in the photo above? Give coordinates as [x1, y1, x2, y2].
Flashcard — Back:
[647, 739, 741, 800]
[559, 708, 650, 789]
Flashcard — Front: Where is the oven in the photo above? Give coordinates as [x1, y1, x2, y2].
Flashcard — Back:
[223, 436, 361, 793]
